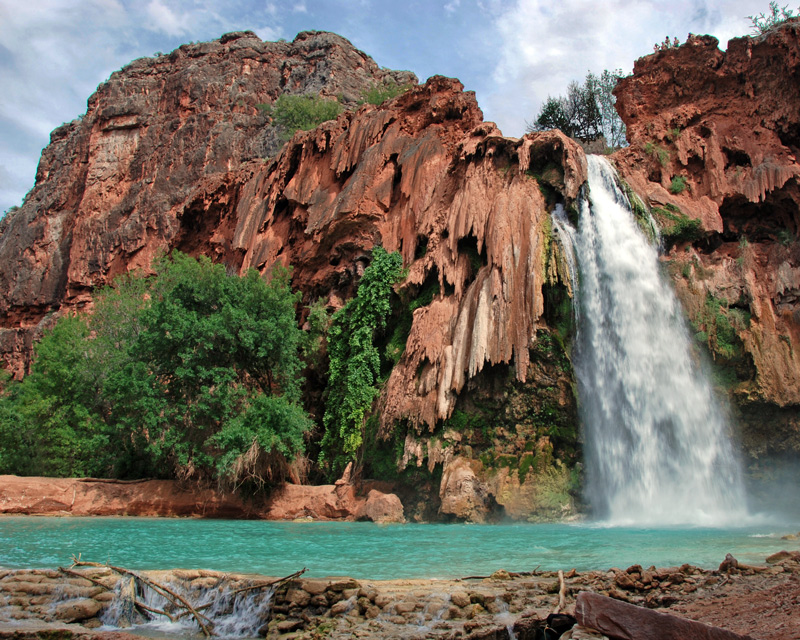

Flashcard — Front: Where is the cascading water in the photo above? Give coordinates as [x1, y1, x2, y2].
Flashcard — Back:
[571, 155, 747, 526]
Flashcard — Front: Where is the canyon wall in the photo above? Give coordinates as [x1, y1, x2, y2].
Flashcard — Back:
[0, 30, 581, 521]
[611, 22, 800, 488]
[2, 23, 799, 520]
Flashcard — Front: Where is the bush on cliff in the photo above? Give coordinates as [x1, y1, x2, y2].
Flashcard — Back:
[320, 247, 404, 477]
[0, 253, 312, 485]
[260, 94, 343, 142]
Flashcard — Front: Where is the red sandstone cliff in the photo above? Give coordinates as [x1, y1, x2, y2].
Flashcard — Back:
[0, 30, 415, 376]
[611, 22, 800, 463]
[2, 24, 799, 519]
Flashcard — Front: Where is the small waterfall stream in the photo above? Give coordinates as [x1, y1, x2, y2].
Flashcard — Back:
[570, 156, 747, 526]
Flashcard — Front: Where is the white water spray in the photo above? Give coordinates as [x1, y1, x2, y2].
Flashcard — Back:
[573, 156, 747, 526]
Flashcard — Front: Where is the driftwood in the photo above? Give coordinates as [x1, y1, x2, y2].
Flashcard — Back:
[65, 556, 307, 637]
[229, 567, 307, 596]
[77, 477, 154, 484]
[70, 557, 214, 636]
[552, 569, 567, 614]
[575, 591, 757, 640]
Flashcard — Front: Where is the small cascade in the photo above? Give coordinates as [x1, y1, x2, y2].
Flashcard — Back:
[101, 578, 275, 638]
[572, 155, 748, 526]
[551, 203, 580, 301]
[492, 597, 517, 639]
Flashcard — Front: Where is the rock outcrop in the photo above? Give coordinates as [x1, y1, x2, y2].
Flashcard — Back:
[3, 23, 799, 520]
[0, 475, 403, 522]
[0, 30, 584, 521]
[0, 30, 415, 377]
[611, 22, 800, 470]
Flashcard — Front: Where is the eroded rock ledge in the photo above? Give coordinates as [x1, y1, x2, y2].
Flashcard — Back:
[0, 475, 403, 523]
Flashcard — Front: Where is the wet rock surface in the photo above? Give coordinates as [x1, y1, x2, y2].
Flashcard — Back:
[611, 22, 800, 469]
[0, 552, 798, 639]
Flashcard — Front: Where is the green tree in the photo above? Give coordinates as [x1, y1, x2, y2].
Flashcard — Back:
[528, 70, 627, 148]
[105, 254, 308, 481]
[320, 247, 404, 476]
[0, 315, 108, 477]
[0, 252, 312, 486]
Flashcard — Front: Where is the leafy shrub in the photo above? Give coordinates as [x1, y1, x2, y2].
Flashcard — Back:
[644, 141, 670, 166]
[320, 247, 404, 475]
[669, 176, 689, 194]
[748, 2, 797, 34]
[652, 204, 703, 244]
[361, 80, 412, 105]
[262, 94, 342, 141]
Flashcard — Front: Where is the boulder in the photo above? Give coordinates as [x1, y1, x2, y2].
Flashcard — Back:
[358, 490, 405, 523]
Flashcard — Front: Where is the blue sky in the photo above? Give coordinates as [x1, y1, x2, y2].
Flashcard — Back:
[0, 0, 778, 213]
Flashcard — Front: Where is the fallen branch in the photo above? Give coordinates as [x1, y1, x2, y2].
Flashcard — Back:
[77, 477, 154, 484]
[58, 566, 112, 591]
[229, 567, 307, 596]
[71, 557, 214, 637]
[552, 569, 566, 614]
[135, 601, 177, 622]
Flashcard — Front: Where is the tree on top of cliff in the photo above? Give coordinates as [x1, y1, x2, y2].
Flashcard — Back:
[748, 2, 799, 35]
[528, 70, 627, 149]
[260, 94, 343, 143]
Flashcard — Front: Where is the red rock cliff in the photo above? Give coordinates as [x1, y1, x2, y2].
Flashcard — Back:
[612, 23, 800, 463]
[0, 30, 415, 376]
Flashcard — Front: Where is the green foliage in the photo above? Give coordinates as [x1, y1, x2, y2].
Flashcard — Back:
[0, 253, 311, 485]
[262, 94, 342, 141]
[644, 141, 670, 166]
[652, 204, 704, 244]
[321, 247, 404, 475]
[619, 178, 657, 243]
[669, 175, 689, 194]
[528, 70, 627, 147]
[778, 229, 794, 245]
[692, 293, 751, 361]
[748, 2, 798, 34]
[360, 80, 412, 105]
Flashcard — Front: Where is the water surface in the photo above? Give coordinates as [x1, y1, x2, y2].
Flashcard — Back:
[1, 517, 795, 579]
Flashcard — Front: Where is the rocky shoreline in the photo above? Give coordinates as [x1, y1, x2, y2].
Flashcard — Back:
[0, 475, 405, 523]
[1, 550, 798, 639]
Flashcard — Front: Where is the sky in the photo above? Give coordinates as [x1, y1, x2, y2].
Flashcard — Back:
[0, 0, 779, 213]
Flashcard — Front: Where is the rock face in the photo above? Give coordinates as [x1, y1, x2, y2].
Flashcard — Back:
[0, 30, 415, 377]
[3, 24, 799, 521]
[0, 30, 584, 522]
[612, 23, 800, 472]
[0, 475, 403, 522]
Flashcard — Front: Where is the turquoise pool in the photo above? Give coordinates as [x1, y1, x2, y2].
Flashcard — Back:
[1, 517, 797, 579]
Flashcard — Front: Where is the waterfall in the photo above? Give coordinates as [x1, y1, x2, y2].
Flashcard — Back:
[572, 155, 747, 526]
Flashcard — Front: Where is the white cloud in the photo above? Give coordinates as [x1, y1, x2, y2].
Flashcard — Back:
[481, 0, 772, 137]
[145, 0, 189, 36]
[444, 0, 461, 13]
[293, 1, 308, 13]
